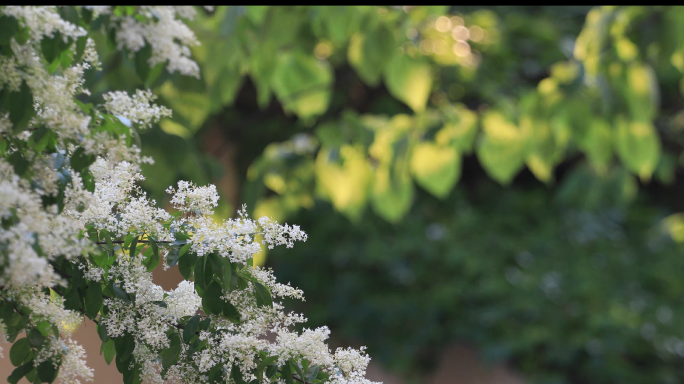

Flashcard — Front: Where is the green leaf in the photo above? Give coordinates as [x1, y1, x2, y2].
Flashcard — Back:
[82, 8, 93, 25]
[347, 26, 395, 86]
[59, 47, 73, 68]
[41, 31, 63, 64]
[281, 362, 293, 384]
[385, 52, 432, 113]
[161, 335, 181, 369]
[245, 6, 269, 25]
[24, 367, 37, 384]
[256, 355, 278, 382]
[97, 322, 108, 342]
[202, 281, 224, 315]
[70, 147, 96, 172]
[178, 252, 195, 280]
[266, 364, 278, 378]
[436, 104, 479, 153]
[167, 247, 180, 267]
[63, 287, 81, 311]
[253, 282, 273, 308]
[112, 283, 132, 304]
[145, 240, 160, 272]
[13, 27, 29, 46]
[134, 44, 153, 84]
[7, 360, 34, 384]
[221, 257, 233, 292]
[122, 363, 142, 384]
[102, 339, 115, 365]
[129, 236, 138, 257]
[179, 243, 191, 257]
[35, 321, 50, 337]
[289, 359, 305, 382]
[615, 117, 660, 181]
[477, 111, 528, 185]
[577, 117, 613, 174]
[208, 252, 223, 282]
[208, 363, 225, 384]
[0, 15, 18, 46]
[114, 333, 135, 362]
[200, 317, 211, 331]
[222, 300, 241, 323]
[73, 35, 88, 63]
[626, 63, 659, 121]
[85, 283, 103, 320]
[28, 328, 45, 348]
[316, 370, 330, 381]
[305, 365, 320, 382]
[194, 255, 212, 290]
[37, 358, 58, 383]
[271, 52, 333, 119]
[8, 151, 29, 177]
[371, 163, 414, 223]
[183, 315, 200, 344]
[46, 57, 60, 74]
[410, 142, 460, 198]
[8, 80, 35, 133]
[30, 127, 51, 153]
[231, 363, 247, 384]
[100, 230, 115, 257]
[230, 263, 240, 291]
[9, 338, 31, 367]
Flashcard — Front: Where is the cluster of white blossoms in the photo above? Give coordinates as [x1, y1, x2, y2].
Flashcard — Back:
[107, 6, 201, 77]
[168, 182, 308, 262]
[69, 158, 173, 239]
[103, 89, 172, 129]
[2, 6, 87, 42]
[0, 159, 88, 287]
[0, 5, 379, 384]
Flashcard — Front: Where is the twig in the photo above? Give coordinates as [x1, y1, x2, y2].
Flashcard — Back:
[277, 369, 308, 384]
[95, 240, 173, 245]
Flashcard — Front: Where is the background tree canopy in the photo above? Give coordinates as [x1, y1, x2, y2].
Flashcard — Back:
[86, 5, 684, 384]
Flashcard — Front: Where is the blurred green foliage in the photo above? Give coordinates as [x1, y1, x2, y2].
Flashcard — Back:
[270, 184, 684, 384]
[87, 5, 684, 383]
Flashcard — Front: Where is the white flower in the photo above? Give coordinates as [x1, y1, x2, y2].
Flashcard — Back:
[103, 89, 172, 129]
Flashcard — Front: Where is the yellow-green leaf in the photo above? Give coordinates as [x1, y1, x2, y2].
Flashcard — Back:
[410, 142, 460, 198]
[371, 163, 414, 222]
[385, 53, 432, 113]
[271, 52, 333, 119]
[615, 117, 661, 181]
[315, 145, 372, 221]
[435, 104, 479, 153]
[477, 111, 527, 184]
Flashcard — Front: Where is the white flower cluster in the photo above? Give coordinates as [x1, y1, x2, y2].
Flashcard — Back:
[68, 158, 172, 239]
[0, 160, 88, 287]
[2, 6, 87, 42]
[0, 286, 94, 382]
[112, 6, 201, 77]
[166, 184, 309, 262]
[0, 6, 380, 384]
[103, 89, 172, 129]
[167, 180, 220, 215]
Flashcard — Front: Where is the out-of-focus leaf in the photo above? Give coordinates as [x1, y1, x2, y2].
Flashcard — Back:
[410, 142, 460, 198]
[385, 52, 432, 113]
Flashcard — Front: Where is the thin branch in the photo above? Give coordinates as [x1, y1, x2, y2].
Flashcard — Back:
[277, 369, 308, 384]
[95, 240, 173, 245]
